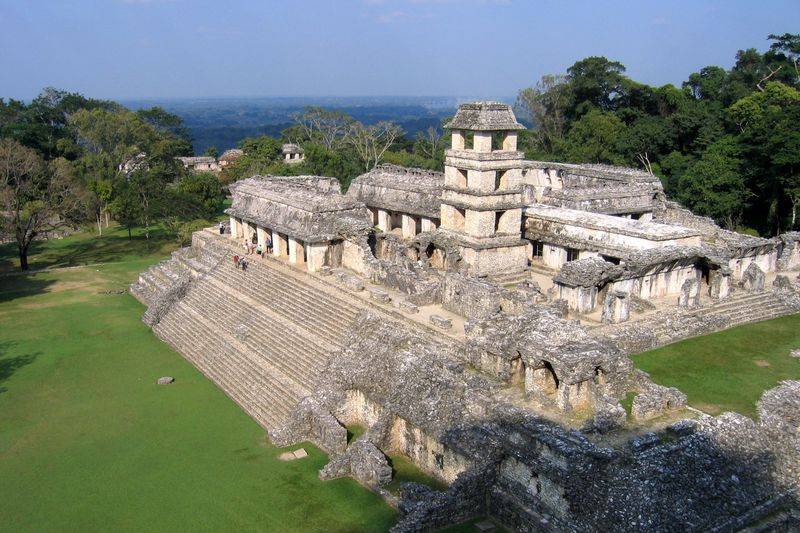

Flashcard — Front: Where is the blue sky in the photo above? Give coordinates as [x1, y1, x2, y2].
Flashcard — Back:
[1, 0, 798, 100]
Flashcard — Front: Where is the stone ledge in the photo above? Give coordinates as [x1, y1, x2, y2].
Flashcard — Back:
[430, 315, 452, 329]
[399, 300, 419, 314]
[369, 288, 391, 303]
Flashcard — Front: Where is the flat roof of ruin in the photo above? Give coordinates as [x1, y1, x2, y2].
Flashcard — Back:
[177, 156, 216, 164]
[523, 161, 660, 183]
[229, 175, 360, 212]
[281, 143, 303, 154]
[347, 164, 443, 218]
[445, 101, 525, 131]
[524, 204, 701, 241]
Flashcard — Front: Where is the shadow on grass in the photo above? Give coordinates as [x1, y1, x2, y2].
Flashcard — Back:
[0, 226, 176, 274]
[0, 343, 38, 394]
[0, 275, 57, 304]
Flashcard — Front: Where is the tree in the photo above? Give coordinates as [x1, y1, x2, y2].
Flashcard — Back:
[347, 121, 403, 171]
[413, 126, 444, 160]
[174, 171, 224, 218]
[729, 81, 800, 233]
[108, 177, 142, 241]
[565, 56, 628, 116]
[677, 136, 750, 229]
[203, 146, 219, 158]
[295, 107, 354, 150]
[0, 139, 80, 269]
[517, 74, 569, 153]
[561, 110, 625, 164]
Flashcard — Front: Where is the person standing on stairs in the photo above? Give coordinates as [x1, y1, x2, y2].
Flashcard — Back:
[219, 221, 225, 235]
[240, 257, 248, 271]
[233, 254, 240, 269]
[264, 232, 272, 255]
[256, 242, 263, 257]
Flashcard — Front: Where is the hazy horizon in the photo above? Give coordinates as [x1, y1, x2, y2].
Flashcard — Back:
[2, 0, 799, 101]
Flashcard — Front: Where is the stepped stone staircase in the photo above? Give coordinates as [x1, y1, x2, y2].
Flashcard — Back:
[592, 288, 800, 352]
[131, 229, 459, 430]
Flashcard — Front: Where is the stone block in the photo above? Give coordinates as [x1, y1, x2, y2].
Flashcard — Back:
[369, 287, 391, 303]
[742, 262, 765, 292]
[292, 448, 308, 459]
[156, 376, 174, 385]
[278, 451, 296, 461]
[631, 385, 687, 421]
[399, 300, 419, 314]
[475, 520, 496, 532]
[341, 276, 365, 292]
[430, 315, 452, 330]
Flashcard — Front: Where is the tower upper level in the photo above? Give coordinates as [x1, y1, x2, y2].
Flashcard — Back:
[445, 102, 524, 153]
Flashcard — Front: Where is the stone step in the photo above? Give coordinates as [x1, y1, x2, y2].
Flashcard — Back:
[210, 262, 359, 344]
[155, 305, 300, 428]
[183, 281, 331, 386]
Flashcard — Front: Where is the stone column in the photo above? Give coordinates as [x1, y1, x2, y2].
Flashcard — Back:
[256, 226, 268, 247]
[421, 217, 436, 232]
[288, 237, 305, 265]
[377, 209, 391, 232]
[241, 220, 253, 243]
[401, 214, 418, 239]
[543, 244, 568, 269]
[273, 231, 288, 258]
[229, 216, 239, 239]
[306, 243, 328, 272]
[639, 212, 653, 222]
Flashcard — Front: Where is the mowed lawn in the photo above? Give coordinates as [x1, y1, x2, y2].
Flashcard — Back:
[0, 227, 396, 532]
[633, 313, 800, 417]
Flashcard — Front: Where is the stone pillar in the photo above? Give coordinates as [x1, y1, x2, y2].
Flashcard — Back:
[473, 131, 492, 153]
[288, 237, 305, 265]
[401, 214, 418, 239]
[543, 244, 568, 269]
[421, 217, 436, 232]
[601, 291, 630, 324]
[256, 226, 268, 247]
[377, 209, 391, 232]
[273, 231, 288, 258]
[241, 220, 253, 243]
[742, 263, 765, 292]
[502, 132, 518, 151]
[229, 216, 239, 239]
[639, 212, 653, 222]
[678, 278, 700, 307]
[709, 270, 731, 300]
[451, 130, 465, 150]
[306, 243, 328, 273]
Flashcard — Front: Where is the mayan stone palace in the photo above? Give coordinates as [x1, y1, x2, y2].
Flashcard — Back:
[132, 102, 800, 532]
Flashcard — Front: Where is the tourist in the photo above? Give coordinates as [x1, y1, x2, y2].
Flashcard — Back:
[233, 254, 240, 269]
[265, 233, 272, 254]
[219, 221, 225, 235]
[240, 257, 248, 271]
[256, 243, 263, 257]
[242, 240, 249, 254]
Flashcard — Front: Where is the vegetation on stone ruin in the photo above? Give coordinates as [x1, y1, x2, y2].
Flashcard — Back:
[515, 33, 800, 235]
[0, 225, 397, 532]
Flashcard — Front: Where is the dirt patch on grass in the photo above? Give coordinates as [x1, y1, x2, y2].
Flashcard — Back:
[753, 359, 771, 367]
[692, 402, 722, 415]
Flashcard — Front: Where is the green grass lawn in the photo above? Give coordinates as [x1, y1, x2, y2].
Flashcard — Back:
[0, 226, 396, 532]
[633, 314, 800, 417]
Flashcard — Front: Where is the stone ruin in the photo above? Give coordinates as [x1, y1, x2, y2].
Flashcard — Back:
[131, 102, 800, 531]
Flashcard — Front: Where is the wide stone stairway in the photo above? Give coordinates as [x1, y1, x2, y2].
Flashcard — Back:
[133, 234, 371, 430]
[592, 288, 799, 352]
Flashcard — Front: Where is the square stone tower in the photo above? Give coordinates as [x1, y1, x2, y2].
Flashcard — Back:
[441, 102, 529, 276]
